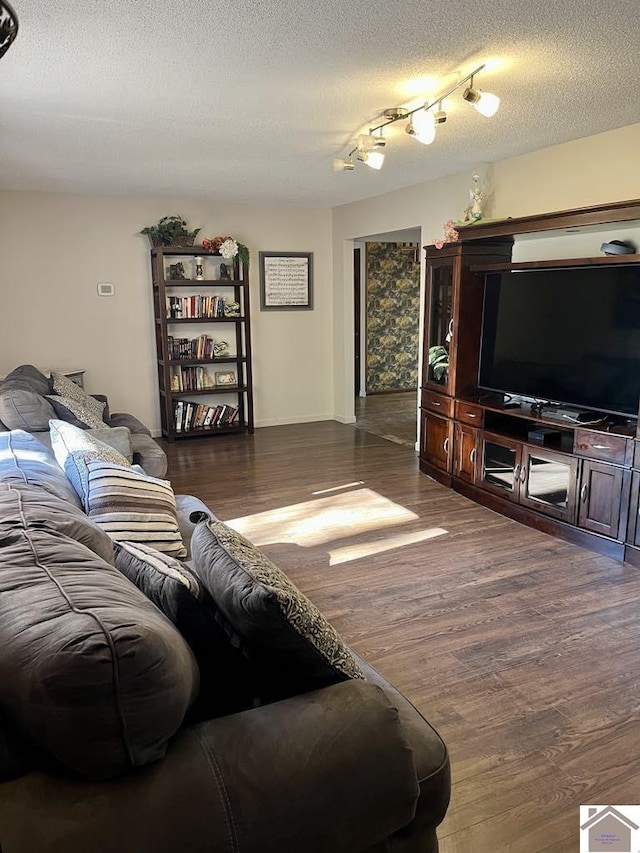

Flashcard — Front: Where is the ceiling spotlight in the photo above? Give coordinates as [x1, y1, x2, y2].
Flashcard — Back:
[463, 84, 500, 117]
[332, 158, 355, 172]
[406, 107, 436, 145]
[433, 101, 447, 124]
[356, 149, 385, 170]
[357, 133, 386, 150]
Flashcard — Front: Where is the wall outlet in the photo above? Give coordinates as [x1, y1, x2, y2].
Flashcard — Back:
[97, 282, 115, 296]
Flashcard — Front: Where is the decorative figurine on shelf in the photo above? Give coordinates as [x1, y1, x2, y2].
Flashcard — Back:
[463, 172, 484, 222]
[168, 262, 186, 280]
[219, 262, 231, 280]
[194, 256, 204, 281]
[224, 301, 240, 318]
[213, 340, 229, 357]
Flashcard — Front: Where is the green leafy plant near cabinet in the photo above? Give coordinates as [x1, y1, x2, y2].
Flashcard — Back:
[428, 345, 449, 381]
[140, 215, 201, 247]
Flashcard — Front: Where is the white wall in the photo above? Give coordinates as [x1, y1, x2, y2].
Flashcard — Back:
[0, 193, 332, 432]
[332, 122, 640, 421]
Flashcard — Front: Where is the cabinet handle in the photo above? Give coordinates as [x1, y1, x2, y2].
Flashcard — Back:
[591, 444, 609, 450]
[467, 412, 477, 418]
[580, 484, 588, 502]
[443, 437, 450, 455]
[470, 448, 476, 465]
[431, 400, 441, 406]
[448, 319, 454, 337]
[514, 464, 520, 481]
[520, 465, 527, 483]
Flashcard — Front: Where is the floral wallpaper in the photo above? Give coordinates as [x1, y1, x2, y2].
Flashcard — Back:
[366, 242, 420, 392]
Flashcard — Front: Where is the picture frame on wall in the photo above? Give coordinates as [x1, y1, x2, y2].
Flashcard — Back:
[259, 251, 313, 311]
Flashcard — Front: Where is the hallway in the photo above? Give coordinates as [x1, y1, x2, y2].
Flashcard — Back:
[353, 391, 417, 449]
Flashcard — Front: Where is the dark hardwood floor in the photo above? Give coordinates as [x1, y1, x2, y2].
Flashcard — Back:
[354, 390, 417, 448]
[163, 421, 640, 853]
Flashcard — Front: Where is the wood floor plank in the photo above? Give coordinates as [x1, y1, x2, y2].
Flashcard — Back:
[162, 420, 640, 853]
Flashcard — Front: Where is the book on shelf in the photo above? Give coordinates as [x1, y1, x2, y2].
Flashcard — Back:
[172, 400, 242, 433]
[166, 295, 229, 320]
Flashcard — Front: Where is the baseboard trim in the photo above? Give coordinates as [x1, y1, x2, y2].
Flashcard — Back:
[255, 414, 334, 428]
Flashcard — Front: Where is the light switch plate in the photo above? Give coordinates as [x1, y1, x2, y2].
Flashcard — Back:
[97, 282, 115, 296]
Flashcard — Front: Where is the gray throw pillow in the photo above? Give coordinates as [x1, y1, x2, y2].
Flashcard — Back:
[1, 365, 51, 396]
[46, 394, 106, 429]
[0, 429, 82, 508]
[0, 387, 57, 431]
[0, 511, 198, 780]
[113, 541, 257, 719]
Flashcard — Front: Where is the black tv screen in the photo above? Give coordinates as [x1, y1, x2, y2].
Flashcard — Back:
[478, 265, 640, 417]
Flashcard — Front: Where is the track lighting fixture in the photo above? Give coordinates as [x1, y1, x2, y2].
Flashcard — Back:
[335, 63, 499, 173]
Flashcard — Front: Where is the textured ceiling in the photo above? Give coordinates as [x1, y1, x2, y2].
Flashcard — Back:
[1, 0, 639, 208]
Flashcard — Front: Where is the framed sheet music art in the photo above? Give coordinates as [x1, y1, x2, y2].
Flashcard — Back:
[259, 252, 313, 311]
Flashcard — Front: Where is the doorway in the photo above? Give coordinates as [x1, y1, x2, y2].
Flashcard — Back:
[352, 227, 421, 449]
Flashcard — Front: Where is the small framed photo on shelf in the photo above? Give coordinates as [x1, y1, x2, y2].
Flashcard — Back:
[259, 251, 313, 310]
[215, 370, 237, 386]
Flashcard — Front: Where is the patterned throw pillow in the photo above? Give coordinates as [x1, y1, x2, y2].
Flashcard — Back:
[190, 520, 363, 701]
[46, 394, 106, 429]
[49, 419, 131, 507]
[50, 371, 105, 421]
[113, 541, 256, 718]
[86, 461, 187, 558]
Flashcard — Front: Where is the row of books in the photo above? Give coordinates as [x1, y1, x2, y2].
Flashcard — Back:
[167, 335, 217, 360]
[166, 295, 228, 319]
[174, 401, 240, 433]
[170, 366, 214, 392]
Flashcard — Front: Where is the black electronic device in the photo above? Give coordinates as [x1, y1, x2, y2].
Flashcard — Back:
[527, 427, 563, 446]
[478, 265, 640, 418]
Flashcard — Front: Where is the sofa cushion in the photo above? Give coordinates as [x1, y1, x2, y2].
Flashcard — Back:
[46, 394, 106, 429]
[0, 429, 82, 508]
[113, 541, 256, 718]
[2, 364, 51, 396]
[0, 481, 115, 565]
[49, 419, 131, 507]
[50, 371, 105, 421]
[0, 499, 199, 780]
[86, 460, 187, 558]
[0, 387, 57, 431]
[190, 520, 364, 700]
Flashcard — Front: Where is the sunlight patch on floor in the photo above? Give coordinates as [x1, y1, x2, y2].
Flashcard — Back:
[312, 481, 364, 495]
[328, 527, 448, 565]
[226, 488, 418, 547]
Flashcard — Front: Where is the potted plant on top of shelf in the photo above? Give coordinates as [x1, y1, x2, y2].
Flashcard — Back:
[140, 215, 201, 247]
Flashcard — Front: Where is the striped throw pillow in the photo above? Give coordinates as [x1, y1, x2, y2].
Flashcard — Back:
[85, 461, 187, 558]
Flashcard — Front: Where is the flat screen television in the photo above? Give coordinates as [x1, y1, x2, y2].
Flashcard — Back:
[478, 264, 640, 418]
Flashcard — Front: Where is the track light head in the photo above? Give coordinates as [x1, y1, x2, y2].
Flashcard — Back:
[433, 109, 447, 125]
[463, 86, 500, 117]
[332, 158, 355, 172]
[406, 107, 436, 145]
[356, 149, 385, 170]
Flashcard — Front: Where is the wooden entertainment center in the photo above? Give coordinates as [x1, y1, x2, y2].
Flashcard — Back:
[419, 198, 640, 564]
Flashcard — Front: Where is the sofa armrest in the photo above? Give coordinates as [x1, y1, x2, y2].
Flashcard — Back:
[0, 680, 419, 853]
[107, 412, 152, 436]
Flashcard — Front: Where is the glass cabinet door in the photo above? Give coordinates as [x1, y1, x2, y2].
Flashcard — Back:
[520, 446, 578, 523]
[424, 262, 453, 390]
[479, 435, 521, 500]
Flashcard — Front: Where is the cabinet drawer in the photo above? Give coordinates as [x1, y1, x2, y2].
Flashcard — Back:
[574, 430, 631, 465]
[420, 390, 453, 417]
[455, 401, 484, 427]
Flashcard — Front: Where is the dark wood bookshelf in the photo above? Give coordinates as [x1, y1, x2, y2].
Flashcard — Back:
[150, 245, 254, 440]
